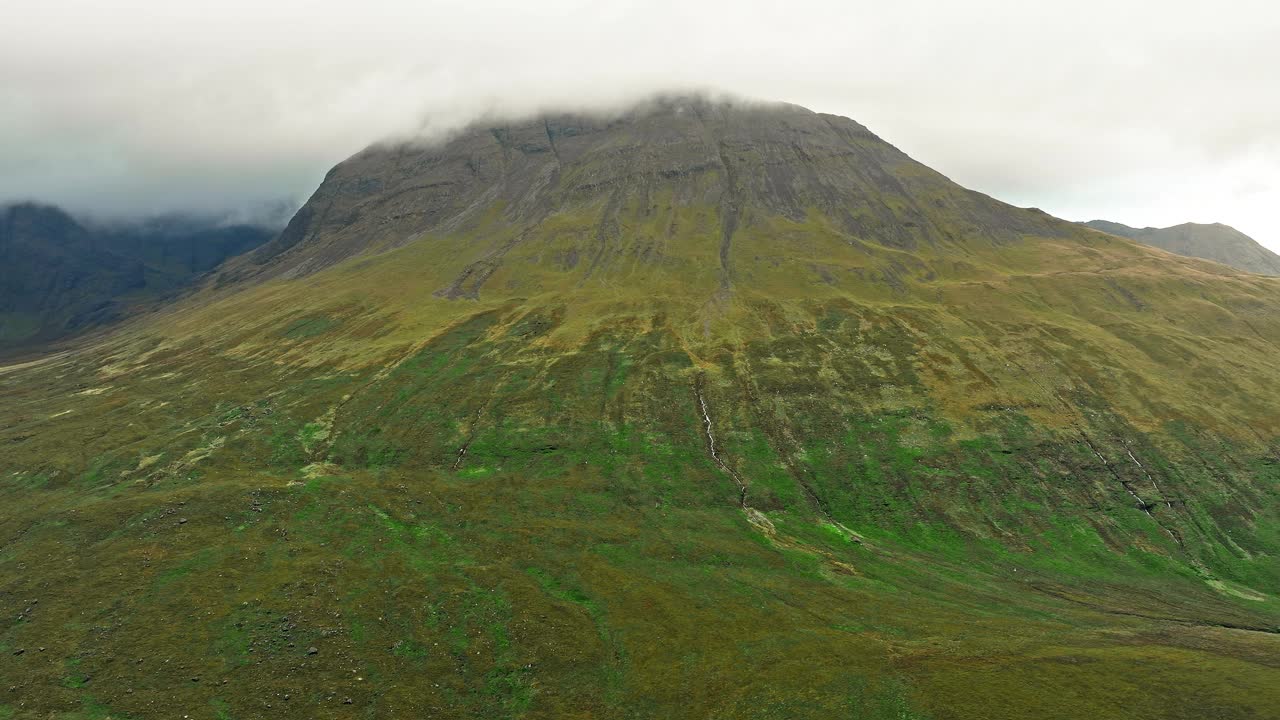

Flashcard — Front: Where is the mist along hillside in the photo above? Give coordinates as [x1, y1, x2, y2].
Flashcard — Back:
[2, 97, 1277, 719]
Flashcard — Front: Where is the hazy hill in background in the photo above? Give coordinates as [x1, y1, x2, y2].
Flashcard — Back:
[1084, 219, 1280, 275]
[0, 202, 274, 352]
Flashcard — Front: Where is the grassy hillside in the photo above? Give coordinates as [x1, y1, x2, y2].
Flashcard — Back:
[1, 98, 1276, 719]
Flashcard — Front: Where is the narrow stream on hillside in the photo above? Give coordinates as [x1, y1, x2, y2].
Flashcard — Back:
[695, 373, 748, 508]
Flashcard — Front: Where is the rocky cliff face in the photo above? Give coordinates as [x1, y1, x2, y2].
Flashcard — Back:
[1085, 219, 1280, 275]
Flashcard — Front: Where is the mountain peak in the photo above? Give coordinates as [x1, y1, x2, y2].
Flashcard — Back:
[229, 97, 1072, 287]
[2, 201, 84, 239]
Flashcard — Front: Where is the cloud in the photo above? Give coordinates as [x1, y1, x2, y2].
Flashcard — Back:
[3, 0, 1279, 246]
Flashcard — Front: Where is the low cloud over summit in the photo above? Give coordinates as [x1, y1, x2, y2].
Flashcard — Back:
[4, 1, 1278, 246]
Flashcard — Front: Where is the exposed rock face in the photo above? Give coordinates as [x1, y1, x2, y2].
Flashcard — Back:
[1084, 219, 1280, 275]
[0, 202, 273, 351]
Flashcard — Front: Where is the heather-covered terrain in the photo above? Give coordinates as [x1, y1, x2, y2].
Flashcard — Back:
[1, 98, 1276, 719]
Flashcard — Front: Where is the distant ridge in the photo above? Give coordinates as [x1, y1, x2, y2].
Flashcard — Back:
[1083, 219, 1280, 275]
[0, 202, 273, 351]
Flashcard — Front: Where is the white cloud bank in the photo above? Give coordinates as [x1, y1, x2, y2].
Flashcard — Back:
[3, 0, 1278, 246]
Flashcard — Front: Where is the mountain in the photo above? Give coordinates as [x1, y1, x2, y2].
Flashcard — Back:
[1084, 219, 1280, 275]
[2, 97, 1279, 719]
[228, 97, 1072, 282]
[0, 202, 274, 352]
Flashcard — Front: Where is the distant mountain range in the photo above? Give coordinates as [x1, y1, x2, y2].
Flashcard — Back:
[1083, 219, 1280, 275]
[0, 202, 274, 352]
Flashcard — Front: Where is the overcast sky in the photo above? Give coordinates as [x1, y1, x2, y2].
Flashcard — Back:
[4, 1, 1279, 247]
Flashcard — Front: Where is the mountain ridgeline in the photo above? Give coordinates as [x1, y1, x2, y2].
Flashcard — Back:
[1084, 219, 1280, 275]
[2, 98, 1279, 719]
[231, 98, 1072, 284]
[0, 202, 274, 352]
